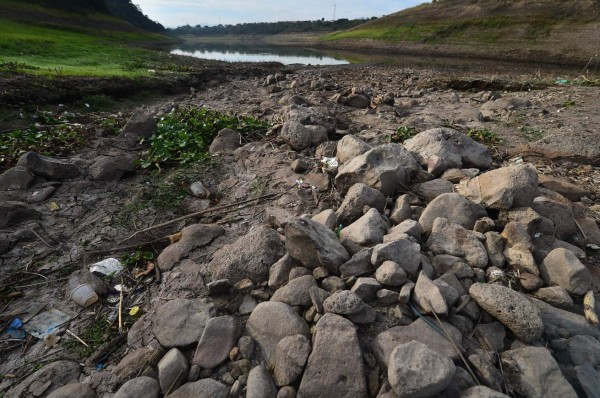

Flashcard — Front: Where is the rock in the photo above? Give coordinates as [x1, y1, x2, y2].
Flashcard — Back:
[388, 341, 456, 398]
[530, 296, 600, 338]
[158, 224, 224, 271]
[386, 220, 421, 244]
[575, 364, 600, 398]
[305, 125, 329, 146]
[403, 127, 492, 174]
[531, 286, 573, 308]
[239, 294, 258, 315]
[30, 185, 56, 203]
[0, 166, 34, 190]
[246, 302, 310, 362]
[532, 235, 586, 264]
[291, 158, 308, 173]
[285, 218, 350, 274]
[298, 314, 367, 397]
[114, 377, 160, 398]
[192, 315, 238, 369]
[347, 303, 377, 324]
[412, 179, 454, 202]
[469, 354, 503, 391]
[17, 152, 80, 180]
[238, 336, 255, 359]
[273, 335, 311, 386]
[209, 128, 241, 154]
[441, 167, 479, 183]
[576, 216, 600, 246]
[336, 183, 386, 226]
[281, 121, 311, 151]
[304, 172, 330, 191]
[456, 164, 538, 210]
[340, 208, 388, 254]
[0, 201, 41, 228]
[433, 278, 460, 308]
[152, 298, 215, 348]
[532, 198, 577, 240]
[473, 217, 495, 234]
[375, 261, 407, 287]
[277, 386, 297, 398]
[501, 346, 577, 398]
[265, 207, 295, 229]
[336, 135, 372, 164]
[414, 272, 448, 315]
[168, 379, 228, 398]
[419, 193, 487, 234]
[461, 386, 510, 398]
[340, 248, 375, 279]
[269, 254, 295, 289]
[247, 366, 277, 398]
[484, 232, 506, 268]
[519, 272, 543, 290]
[389, 194, 413, 225]
[89, 155, 135, 180]
[207, 279, 232, 295]
[7, 361, 80, 397]
[399, 282, 415, 304]
[350, 277, 382, 302]
[209, 226, 285, 284]
[377, 289, 399, 306]
[539, 248, 591, 295]
[323, 290, 366, 315]
[335, 144, 419, 196]
[158, 348, 188, 394]
[271, 275, 316, 307]
[503, 245, 538, 276]
[321, 275, 346, 292]
[538, 174, 590, 202]
[347, 93, 370, 108]
[469, 283, 543, 343]
[309, 286, 330, 313]
[427, 218, 488, 268]
[474, 322, 506, 352]
[47, 384, 95, 398]
[371, 239, 422, 279]
[499, 207, 554, 237]
[568, 335, 600, 366]
[372, 318, 463, 367]
[113, 342, 165, 382]
[122, 110, 156, 139]
[312, 209, 337, 230]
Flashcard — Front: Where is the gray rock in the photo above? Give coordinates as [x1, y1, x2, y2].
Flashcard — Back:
[388, 341, 456, 398]
[375, 261, 407, 287]
[17, 152, 80, 180]
[30, 186, 56, 203]
[474, 322, 506, 352]
[309, 286, 330, 313]
[403, 127, 492, 174]
[271, 275, 316, 307]
[285, 218, 350, 274]
[531, 286, 574, 308]
[340, 248, 375, 279]
[347, 303, 377, 324]
[530, 296, 600, 338]
[209, 128, 241, 154]
[340, 208, 388, 254]
[247, 366, 277, 398]
[372, 318, 463, 367]
[336, 135, 372, 164]
[207, 279, 232, 295]
[414, 271, 448, 315]
[152, 298, 215, 348]
[568, 335, 600, 366]
[209, 226, 285, 284]
[336, 183, 386, 226]
[428, 218, 488, 268]
[323, 290, 366, 315]
[0, 166, 34, 190]
[277, 386, 297, 398]
[269, 254, 295, 289]
[7, 360, 81, 398]
[469, 283, 543, 343]
[501, 346, 577, 398]
[350, 277, 382, 302]
[192, 315, 238, 369]
[335, 144, 420, 196]
[168, 379, 228, 398]
[532, 197, 577, 240]
[433, 278, 460, 308]
[273, 335, 311, 386]
[281, 121, 311, 151]
[575, 364, 600, 398]
[246, 302, 310, 363]
[89, 155, 135, 180]
[456, 164, 538, 210]
[305, 125, 329, 146]
[469, 354, 503, 391]
[158, 224, 224, 271]
[0, 201, 41, 228]
[158, 348, 188, 394]
[461, 386, 510, 398]
[238, 336, 255, 359]
[412, 178, 454, 202]
[122, 110, 156, 139]
[239, 295, 258, 315]
[539, 248, 591, 295]
[387, 219, 422, 242]
[377, 289, 399, 306]
[389, 194, 413, 225]
[298, 314, 367, 397]
[399, 282, 415, 304]
[47, 384, 95, 398]
[532, 235, 586, 264]
[113, 342, 165, 382]
[347, 93, 370, 108]
[312, 209, 337, 230]
[265, 206, 296, 229]
[114, 377, 160, 398]
[484, 232, 505, 268]
[419, 193, 486, 234]
[321, 275, 346, 292]
[371, 239, 422, 279]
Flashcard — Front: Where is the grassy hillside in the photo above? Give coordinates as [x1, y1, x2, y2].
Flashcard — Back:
[323, 0, 600, 62]
[0, 0, 175, 77]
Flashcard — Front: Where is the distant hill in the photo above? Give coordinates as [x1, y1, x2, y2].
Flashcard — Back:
[323, 0, 600, 64]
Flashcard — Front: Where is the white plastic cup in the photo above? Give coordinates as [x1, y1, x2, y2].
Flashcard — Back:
[70, 284, 98, 307]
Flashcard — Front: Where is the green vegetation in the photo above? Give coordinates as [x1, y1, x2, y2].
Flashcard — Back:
[467, 128, 502, 146]
[387, 126, 419, 143]
[121, 249, 154, 268]
[65, 317, 118, 357]
[520, 126, 545, 142]
[139, 107, 269, 170]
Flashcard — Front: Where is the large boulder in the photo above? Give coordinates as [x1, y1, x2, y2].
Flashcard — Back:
[285, 218, 350, 274]
[89, 155, 135, 181]
[168, 379, 228, 398]
[114, 377, 160, 398]
[157, 224, 224, 271]
[7, 361, 81, 398]
[336, 183, 386, 226]
[192, 315, 238, 369]
[152, 298, 215, 348]
[403, 127, 492, 175]
[17, 152, 80, 180]
[208, 226, 285, 284]
[532, 198, 577, 240]
[158, 348, 188, 394]
[529, 297, 600, 338]
[298, 314, 367, 397]
[273, 334, 311, 386]
[419, 193, 487, 234]
[0, 201, 41, 228]
[122, 110, 156, 139]
[280, 121, 311, 151]
[427, 218, 488, 268]
[539, 248, 592, 295]
[456, 164, 538, 210]
[209, 128, 241, 154]
[335, 144, 420, 196]
[247, 366, 277, 398]
[0, 166, 34, 190]
[336, 135, 372, 164]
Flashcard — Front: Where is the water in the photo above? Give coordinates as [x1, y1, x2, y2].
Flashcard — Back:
[171, 43, 350, 65]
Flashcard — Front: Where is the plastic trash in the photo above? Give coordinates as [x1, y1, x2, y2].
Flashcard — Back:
[321, 157, 339, 173]
[5, 318, 26, 339]
[90, 258, 123, 278]
[67, 273, 98, 307]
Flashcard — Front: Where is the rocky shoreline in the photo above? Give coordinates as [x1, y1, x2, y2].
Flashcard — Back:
[1, 63, 600, 398]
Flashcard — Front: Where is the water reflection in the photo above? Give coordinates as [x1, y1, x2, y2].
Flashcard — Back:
[171, 43, 349, 65]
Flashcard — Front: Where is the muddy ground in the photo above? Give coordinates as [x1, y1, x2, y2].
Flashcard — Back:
[1, 57, 600, 395]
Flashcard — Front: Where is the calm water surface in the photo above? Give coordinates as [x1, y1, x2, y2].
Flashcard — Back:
[171, 43, 350, 65]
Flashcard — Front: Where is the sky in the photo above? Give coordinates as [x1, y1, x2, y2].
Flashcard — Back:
[133, 0, 428, 28]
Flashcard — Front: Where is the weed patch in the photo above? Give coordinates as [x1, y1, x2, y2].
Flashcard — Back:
[520, 126, 545, 142]
[467, 128, 502, 146]
[387, 126, 419, 143]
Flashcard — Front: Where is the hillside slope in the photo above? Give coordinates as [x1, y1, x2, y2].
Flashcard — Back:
[324, 0, 600, 65]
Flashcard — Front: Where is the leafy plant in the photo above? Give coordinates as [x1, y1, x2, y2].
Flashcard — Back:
[99, 116, 125, 135]
[122, 249, 154, 268]
[519, 126, 545, 142]
[467, 128, 501, 146]
[388, 126, 419, 143]
[563, 99, 576, 108]
[139, 107, 269, 170]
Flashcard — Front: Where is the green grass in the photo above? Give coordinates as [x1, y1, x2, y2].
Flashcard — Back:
[0, 18, 172, 77]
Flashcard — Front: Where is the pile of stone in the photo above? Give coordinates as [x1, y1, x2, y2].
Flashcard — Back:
[6, 124, 600, 397]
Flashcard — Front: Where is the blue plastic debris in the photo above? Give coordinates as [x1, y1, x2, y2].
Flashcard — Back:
[5, 318, 26, 339]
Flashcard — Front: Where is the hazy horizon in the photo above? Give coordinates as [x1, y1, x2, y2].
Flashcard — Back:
[134, 0, 428, 28]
